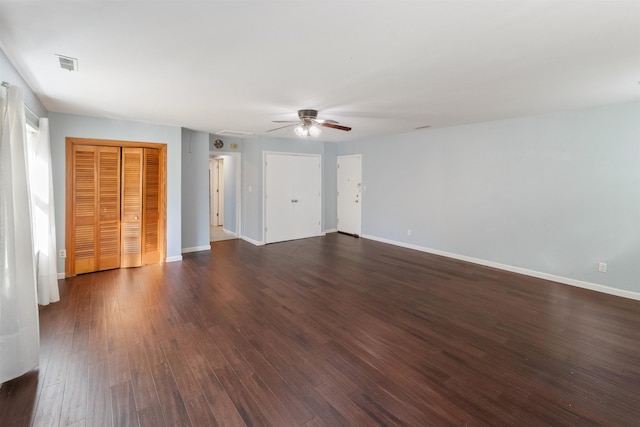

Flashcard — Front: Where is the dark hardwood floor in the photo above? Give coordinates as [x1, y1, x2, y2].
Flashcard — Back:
[1, 233, 639, 426]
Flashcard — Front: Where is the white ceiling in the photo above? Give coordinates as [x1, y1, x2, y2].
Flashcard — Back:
[1, 1, 639, 142]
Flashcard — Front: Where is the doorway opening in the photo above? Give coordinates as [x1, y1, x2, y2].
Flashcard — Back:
[209, 153, 241, 242]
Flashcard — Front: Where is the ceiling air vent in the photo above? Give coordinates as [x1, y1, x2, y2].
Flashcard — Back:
[56, 54, 78, 72]
[216, 130, 254, 137]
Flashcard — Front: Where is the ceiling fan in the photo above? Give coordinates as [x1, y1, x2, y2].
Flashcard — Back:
[267, 109, 351, 137]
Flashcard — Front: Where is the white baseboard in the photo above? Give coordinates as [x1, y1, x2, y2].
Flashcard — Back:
[181, 245, 211, 254]
[165, 255, 183, 263]
[241, 235, 264, 246]
[222, 228, 238, 237]
[57, 273, 65, 280]
[324, 228, 338, 234]
[361, 234, 640, 301]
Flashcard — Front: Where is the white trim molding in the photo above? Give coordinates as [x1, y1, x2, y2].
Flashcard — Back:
[241, 235, 264, 246]
[181, 245, 211, 254]
[324, 228, 338, 234]
[165, 255, 183, 262]
[57, 273, 66, 280]
[361, 234, 640, 301]
[222, 228, 238, 237]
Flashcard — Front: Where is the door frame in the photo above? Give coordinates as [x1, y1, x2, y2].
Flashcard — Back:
[263, 151, 323, 244]
[208, 151, 242, 238]
[65, 137, 167, 277]
[337, 154, 362, 237]
[210, 157, 224, 226]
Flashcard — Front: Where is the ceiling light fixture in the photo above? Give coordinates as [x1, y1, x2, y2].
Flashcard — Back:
[294, 123, 321, 137]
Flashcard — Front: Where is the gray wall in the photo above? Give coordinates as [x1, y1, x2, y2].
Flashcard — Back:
[209, 135, 243, 237]
[220, 154, 238, 234]
[181, 128, 211, 250]
[6, 46, 639, 296]
[49, 112, 183, 273]
[323, 142, 338, 231]
[338, 101, 640, 294]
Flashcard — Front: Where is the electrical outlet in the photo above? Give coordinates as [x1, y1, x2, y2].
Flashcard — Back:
[598, 262, 607, 273]
[59, 249, 67, 259]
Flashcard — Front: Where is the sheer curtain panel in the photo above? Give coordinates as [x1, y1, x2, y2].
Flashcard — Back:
[27, 118, 60, 305]
[0, 85, 40, 383]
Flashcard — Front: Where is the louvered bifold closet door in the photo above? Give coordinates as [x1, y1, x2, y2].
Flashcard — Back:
[97, 147, 121, 270]
[120, 147, 143, 268]
[72, 145, 121, 274]
[142, 148, 162, 265]
[72, 145, 98, 274]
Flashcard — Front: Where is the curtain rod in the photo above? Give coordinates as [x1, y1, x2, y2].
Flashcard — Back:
[1, 80, 41, 120]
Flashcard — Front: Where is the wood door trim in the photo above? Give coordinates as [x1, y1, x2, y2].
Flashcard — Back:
[65, 137, 168, 277]
[66, 137, 166, 150]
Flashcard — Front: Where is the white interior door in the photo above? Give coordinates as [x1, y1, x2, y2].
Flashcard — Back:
[265, 153, 321, 244]
[265, 154, 296, 243]
[292, 155, 321, 239]
[337, 155, 362, 236]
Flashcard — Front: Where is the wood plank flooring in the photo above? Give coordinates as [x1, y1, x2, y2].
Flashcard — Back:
[1, 233, 639, 426]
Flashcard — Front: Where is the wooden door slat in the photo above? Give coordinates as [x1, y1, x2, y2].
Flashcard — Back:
[120, 147, 143, 268]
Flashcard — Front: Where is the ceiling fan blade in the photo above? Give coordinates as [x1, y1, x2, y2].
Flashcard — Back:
[272, 120, 300, 123]
[320, 122, 351, 131]
[267, 123, 299, 132]
[316, 119, 339, 124]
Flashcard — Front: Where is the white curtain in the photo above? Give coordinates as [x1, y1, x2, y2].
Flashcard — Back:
[0, 85, 40, 383]
[26, 118, 60, 305]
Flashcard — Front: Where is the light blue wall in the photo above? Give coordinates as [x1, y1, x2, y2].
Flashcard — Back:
[0, 47, 47, 118]
[338, 101, 640, 294]
[49, 112, 183, 273]
[181, 128, 210, 250]
[220, 155, 238, 234]
[240, 136, 328, 243]
[209, 135, 242, 236]
[323, 142, 338, 230]
[7, 46, 639, 296]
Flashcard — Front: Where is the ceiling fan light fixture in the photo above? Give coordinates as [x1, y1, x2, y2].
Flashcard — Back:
[268, 109, 347, 136]
[294, 125, 307, 137]
[308, 125, 321, 137]
[294, 124, 322, 137]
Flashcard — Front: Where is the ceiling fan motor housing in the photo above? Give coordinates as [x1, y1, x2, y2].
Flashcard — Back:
[298, 109, 318, 120]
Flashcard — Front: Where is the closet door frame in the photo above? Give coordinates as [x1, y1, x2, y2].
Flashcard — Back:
[263, 151, 322, 244]
[65, 137, 167, 277]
